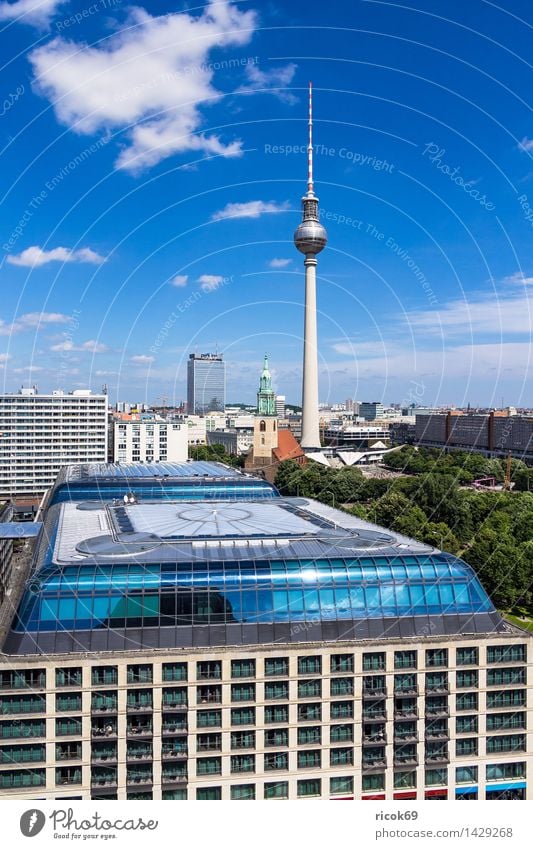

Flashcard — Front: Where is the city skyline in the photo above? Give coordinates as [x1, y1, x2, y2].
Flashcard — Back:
[1, 0, 532, 408]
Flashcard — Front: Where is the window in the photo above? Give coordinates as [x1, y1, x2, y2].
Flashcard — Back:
[486, 690, 525, 709]
[56, 718, 82, 737]
[297, 778, 321, 797]
[426, 649, 447, 667]
[330, 677, 354, 697]
[362, 746, 385, 766]
[264, 658, 289, 677]
[264, 781, 288, 799]
[0, 744, 45, 764]
[298, 680, 321, 699]
[330, 724, 353, 743]
[91, 666, 117, 686]
[456, 738, 477, 757]
[456, 647, 478, 666]
[231, 660, 255, 678]
[486, 711, 526, 731]
[231, 708, 255, 726]
[265, 729, 288, 747]
[456, 693, 477, 712]
[425, 768, 447, 786]
[331, 701, 354, 720]
[395, 650, 417, 669]
[394, 674, 417, 694]
[456, 670, 478, 689]
[298, 703, 321, 722]
[331, 654, 354, 673]
[264, 752, 288, 771]
[298, 656, 321, 675]
[197, 757, 221, 776]
[162, 662, 187, 682]
[362, 774, 385, 791]
[197, 710, 221, 728]
[231, 754, 255, 773]
[363, 652, 385, 671]
[298, 726, 321, 745]
[265, 706, 288, 724]
[486, 668, 526, 687]
[486, 762, 526, 781]
[456, 766, 477, 784]
[196, 786, 221, 800]
[486, 645, 526, 664]
[197, 661, 221, 680]
[456, 716, 478, 734]
[197, 685, 221, 704]
[231, 784, 255, 800]
[330, 747, 353, 766]
[425, 672, 448, 692]
[162, 687, 186, 708]
[298, 750, 321, 769]
[394, 771, 416, 789]
[264, 682, 288, 700]
[127, 665, 152, 684]
[330, 776, 353, 795]
[231, 731, 255, 750]
[486, 734, 526, 754]
[196, 734, 221, 752]
[56, 668, 82, 687]
[231, 684, 255, 703]
[363, 675, 386, 695]
[57, 693, 82, 712]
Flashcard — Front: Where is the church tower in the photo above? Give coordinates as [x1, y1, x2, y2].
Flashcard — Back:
[253, 354, 278, 460]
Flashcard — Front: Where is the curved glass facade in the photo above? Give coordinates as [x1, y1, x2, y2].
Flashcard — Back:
[14, 555, 494, 634]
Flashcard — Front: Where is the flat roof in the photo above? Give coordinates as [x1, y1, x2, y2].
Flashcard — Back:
[62, 460, 242, 482]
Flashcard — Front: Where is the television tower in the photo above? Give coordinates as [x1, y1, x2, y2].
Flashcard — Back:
[294, 82, 327, 450]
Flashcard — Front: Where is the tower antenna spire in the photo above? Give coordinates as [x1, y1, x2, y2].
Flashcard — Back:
[308, 81, 314, 195]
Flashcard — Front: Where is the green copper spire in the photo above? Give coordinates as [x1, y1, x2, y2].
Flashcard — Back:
[257, 354, 276, 416]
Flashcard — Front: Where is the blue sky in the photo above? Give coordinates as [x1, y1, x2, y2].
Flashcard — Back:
[0, 0, 532, 407]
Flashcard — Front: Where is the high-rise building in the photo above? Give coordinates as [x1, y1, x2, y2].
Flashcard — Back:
[294, 83, 328, 451]
[0, 388, 108, 498]
[359, 401, 385, 421]
[0, 462, 530, 801]
[275, 395, 286, 418]
[113, 419, 188, 464]
[187, 354, 225, 414]
[0, 500, 13, 605]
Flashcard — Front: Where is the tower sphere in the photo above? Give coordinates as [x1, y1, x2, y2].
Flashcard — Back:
[294, 218, 328, 255]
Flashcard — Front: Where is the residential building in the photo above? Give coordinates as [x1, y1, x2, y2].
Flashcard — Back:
[415, 413, 533, 463]
[0, 463, 530, 802]
[0, 501, 13, 605]
[0, 389, 108, 498]
[113, 420, 187, 464]
[187, 354, 225, 414]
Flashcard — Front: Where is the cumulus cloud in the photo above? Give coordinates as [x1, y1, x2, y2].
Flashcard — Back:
[269, 258, 292, 268]
[29, 1, 256, 172]
[7, 245, 106, 267]
[211, 200, 290, 221]
[198, 274, 226, 292]
[131, 354, 155, 364]
[503, 272, 533, 286]
[0, 0, 63, 26]
[518, 137, 533, 152]
[406, 291, 533, 336]
[50, 339, 108, 353]
[0, 311, 70, 336]
[237, 62, 298, 103]
[12, 365, 44, 373]
[170, 274, 188, 287]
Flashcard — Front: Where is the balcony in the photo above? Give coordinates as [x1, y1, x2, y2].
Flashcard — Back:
[56, 769, 82, 787]
[91, 747, 117, 763]
[425, 751, 450, 764]
[162, 746, 187, 760]
[425, 705, 449, 717]
[161, 771, 187, 784]
[394, 754, 418, 766]
[126, 700, 153, 713]
[126, 723, 152, 738]
[126, 771, 153, 786]
[197, 688, 221, 705]
[394, 731, 418, 743]
[91, 724, 117, 738]
[363, 686, 387, 698]
[162, 721, 187, 735]
[362, 758, 387, 771]
[425, 730, 449, 741]
[394, 708, 418, 719]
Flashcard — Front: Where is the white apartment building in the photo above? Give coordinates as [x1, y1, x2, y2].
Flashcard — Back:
[113, 420, 187, 464]
[0, 389, 108, 498]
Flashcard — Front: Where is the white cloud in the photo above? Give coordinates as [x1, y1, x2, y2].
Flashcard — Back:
[518, 137, 533, 152]
[0, 311, 70, 336]
[406, 291, 533, 336]
[170, 274, 188, 287]
[50, 339, 108, 353]
[29, 1, 256, 172]
[269, 258, 292, 268]
[0, 353, 11, 362]
[12, 365, 44, 373]
[0, 0, 63, 26]
[198, 274, 225, 292]
[131, 354, 155, 364]
[211, 200, 290, 221]
[503, 272, 533, 286]
[7, 245, 106, 267]
[237, 62, 298, 104]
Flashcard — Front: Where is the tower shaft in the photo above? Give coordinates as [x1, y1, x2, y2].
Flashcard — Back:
[301, 257, 320, 448]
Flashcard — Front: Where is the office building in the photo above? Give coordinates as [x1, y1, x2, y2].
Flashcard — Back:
[0, 389, 108, 498]
[415, 413, 533, 463]
[113, 420, 187, 464]
[187, 354, 225, 414]
[276, 396, 286, 419]
[0, 461, 530, 801]
[359, 402, 385, 421]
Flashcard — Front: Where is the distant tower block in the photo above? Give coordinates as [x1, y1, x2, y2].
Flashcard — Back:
[294, 82, 327, 450]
